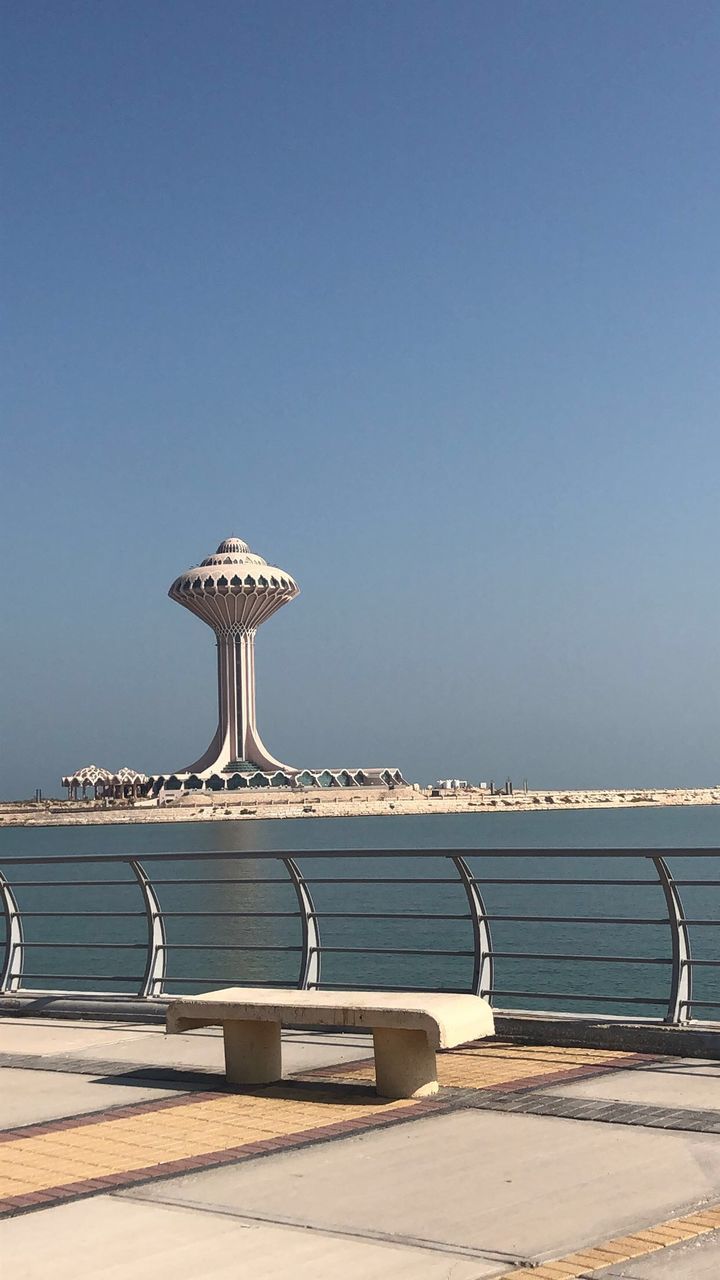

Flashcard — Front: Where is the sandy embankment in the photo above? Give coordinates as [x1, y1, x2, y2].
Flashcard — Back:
[0, 786, 719, 828]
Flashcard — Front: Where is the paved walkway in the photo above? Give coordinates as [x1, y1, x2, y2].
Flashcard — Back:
[2, 1016, 720, 1277]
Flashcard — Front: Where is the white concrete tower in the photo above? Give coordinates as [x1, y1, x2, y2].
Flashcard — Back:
[169, 536, 299, 776]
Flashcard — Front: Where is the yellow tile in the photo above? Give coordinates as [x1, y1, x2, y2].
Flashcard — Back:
[595, 1237, 657, 1259]
[0, 1086, 424, 1206]
[0, 1179, 38, 1196]
[559, 1251, 628, 1268]
[678, 1212, 720, 1229]
[535, 1261, 588, 1276]
[515, 1266, 583, 1280]
[2, 1157, 73, 1180]
[630, 1230, 675, 1245]
[311, 1044, 639, 1092]
[648, 1223, 704, 1241]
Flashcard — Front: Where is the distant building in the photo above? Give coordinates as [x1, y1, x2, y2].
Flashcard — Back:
[63, 534, 406, 798]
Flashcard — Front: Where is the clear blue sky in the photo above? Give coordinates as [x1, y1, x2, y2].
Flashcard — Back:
[2, 1, 719, 798]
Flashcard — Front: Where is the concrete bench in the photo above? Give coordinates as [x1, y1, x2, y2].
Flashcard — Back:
[166, 987, 494, 1098]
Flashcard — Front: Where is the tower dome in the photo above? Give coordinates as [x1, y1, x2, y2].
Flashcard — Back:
[215, 536, 249, 554]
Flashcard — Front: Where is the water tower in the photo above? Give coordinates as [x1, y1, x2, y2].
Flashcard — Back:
[169, 536, 299, 776]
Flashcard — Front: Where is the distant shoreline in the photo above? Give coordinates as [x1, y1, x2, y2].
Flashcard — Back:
[1, 787, 719, 828]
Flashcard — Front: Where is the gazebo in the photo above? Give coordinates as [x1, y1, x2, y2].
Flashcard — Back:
[61, 765, 112, 801]
[61, 765, 149, 801]
[105, 767, 149, 800]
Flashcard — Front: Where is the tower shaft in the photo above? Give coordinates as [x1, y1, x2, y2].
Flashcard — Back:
[183, 627, 290, 777]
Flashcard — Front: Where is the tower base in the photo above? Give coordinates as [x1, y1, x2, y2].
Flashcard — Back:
[146, 766, 407, 796]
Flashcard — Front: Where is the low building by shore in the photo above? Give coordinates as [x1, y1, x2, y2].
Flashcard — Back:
[1, 785, 719, 828]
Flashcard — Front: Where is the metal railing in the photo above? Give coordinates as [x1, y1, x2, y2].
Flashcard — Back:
[1, 847, 719, 1023]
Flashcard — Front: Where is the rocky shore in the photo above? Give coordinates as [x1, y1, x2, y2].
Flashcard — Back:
[1, 786, 719, 828]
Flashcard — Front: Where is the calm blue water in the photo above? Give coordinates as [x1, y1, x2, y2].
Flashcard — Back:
[2, 806, 719, 1016]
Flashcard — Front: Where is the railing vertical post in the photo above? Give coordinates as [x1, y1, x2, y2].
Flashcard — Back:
[0, 871, 24, 993]
[284, 857, 321, 989]
[652, 855, 692, 1024]
[452, 856, 494, 1000]
[130, 860, 167, 998]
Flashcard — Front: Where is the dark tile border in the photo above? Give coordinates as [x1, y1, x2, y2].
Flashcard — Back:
[468, 1089, 720, 1134]
[0, 1050, 224, 1085]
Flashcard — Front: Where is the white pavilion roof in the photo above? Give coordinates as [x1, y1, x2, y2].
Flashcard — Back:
[61, 765, 148, 786]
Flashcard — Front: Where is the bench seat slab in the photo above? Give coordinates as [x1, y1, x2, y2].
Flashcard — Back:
[166, 987, 494, 1049]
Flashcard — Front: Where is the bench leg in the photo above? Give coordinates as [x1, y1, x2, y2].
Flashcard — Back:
[223, 1019, 282, 1085]
[372, 1028, 438, 1099]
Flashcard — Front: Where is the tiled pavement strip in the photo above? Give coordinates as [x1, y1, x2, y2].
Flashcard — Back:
[3, 1039, 720, 1276]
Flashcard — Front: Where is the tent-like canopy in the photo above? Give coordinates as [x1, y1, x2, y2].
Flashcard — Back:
[61, 765, 149, 800]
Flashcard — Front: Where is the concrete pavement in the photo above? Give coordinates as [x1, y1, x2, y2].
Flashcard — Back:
[1, 1067, 176, 1127]
[123, 1109, 720, 1261]
[3, 1015, 720, 1278]
[1, 1195, 496, 1280]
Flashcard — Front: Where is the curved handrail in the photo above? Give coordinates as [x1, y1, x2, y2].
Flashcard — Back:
[284, 857, 321, 989]
[0, 871, 24, 992]
[652, 855, 692, 1024]
[130, 860, 167, 999]
[1, 846, 718, 1025]
[452, 856, 493, 1000]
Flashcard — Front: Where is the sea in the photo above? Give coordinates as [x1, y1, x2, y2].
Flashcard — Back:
[2, 805, 719, 1017]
